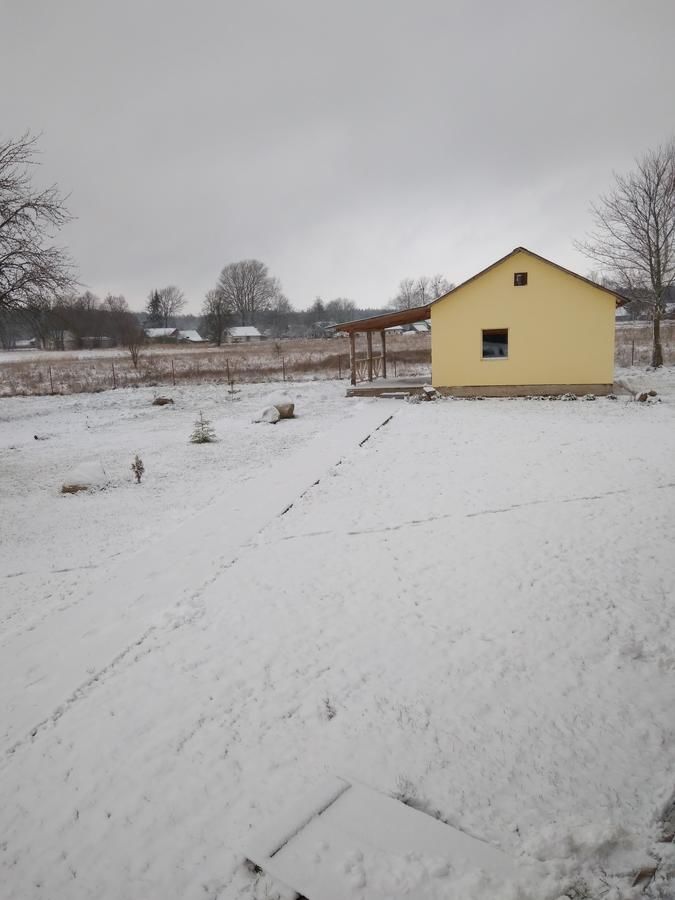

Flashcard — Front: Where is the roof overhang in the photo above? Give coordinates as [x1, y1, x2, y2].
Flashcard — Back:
[331, 304, 431, 334]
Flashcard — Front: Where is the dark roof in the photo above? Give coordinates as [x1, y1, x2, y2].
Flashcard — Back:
[332, 305, 431, 334]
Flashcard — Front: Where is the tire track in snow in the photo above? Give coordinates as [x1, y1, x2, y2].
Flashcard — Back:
[3, 626, 157, 762]
[259, 481, 675, 546]
[1, 404, 398, 759]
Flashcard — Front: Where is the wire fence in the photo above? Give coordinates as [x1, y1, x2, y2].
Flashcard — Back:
[0, 326, 671, 397]
[0, 346, 433, 397]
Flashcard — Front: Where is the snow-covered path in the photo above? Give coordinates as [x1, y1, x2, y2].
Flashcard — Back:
[1, 378, 675, 899]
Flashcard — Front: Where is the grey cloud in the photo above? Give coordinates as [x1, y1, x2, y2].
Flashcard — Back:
[2, 0, 674, 311]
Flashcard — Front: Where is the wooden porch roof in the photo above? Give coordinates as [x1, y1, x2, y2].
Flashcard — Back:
[331, 304, 431, 334]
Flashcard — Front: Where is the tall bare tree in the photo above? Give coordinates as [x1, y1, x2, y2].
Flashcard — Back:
[391, 277, 418, 310]
[146, 285, 186, 327]
[0, 132, 76, 313]
[577, 141, 675, 367]
[429, 274, 453, 300]
[390, 274, 454, 310]
[201, 288, 231, 345]
[216, 259, 280, 326]
[325, 297, 357, 320]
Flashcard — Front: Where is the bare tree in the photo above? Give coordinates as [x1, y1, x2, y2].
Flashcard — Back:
[265, 293, 293, 337]
[415, 276, 432, 305]
[390, 274, 454, 310]
[429, 274, 453, 299]
[101, 293, 129, 316]
[577, 141, 675, 367]
[106, 296, 144, 367]
[0, 132, 76, 314]
[146, 285, 185, 327]
[216, 259, 280, 326]
[325, 297, 357, 320]
[201, 287, 231, 345]
[391, 277, 418, 310]
[123, 320, 145, 369]
[25, 295, 70, 349]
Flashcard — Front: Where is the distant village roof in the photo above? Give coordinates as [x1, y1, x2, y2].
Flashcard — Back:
[145, 327, 178, 338]
[227, 326, 261, 337]
[178, 330, 206, 342]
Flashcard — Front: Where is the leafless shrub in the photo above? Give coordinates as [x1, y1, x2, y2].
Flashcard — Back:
[130, 455, 144, 483]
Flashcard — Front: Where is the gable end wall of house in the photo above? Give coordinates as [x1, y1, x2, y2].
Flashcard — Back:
[430, 250, 616, 389]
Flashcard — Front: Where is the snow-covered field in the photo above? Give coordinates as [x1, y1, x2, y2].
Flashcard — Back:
[1, 372, 674, 899]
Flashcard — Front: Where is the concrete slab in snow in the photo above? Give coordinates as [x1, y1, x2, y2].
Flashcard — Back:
[244, 777, 517, 899]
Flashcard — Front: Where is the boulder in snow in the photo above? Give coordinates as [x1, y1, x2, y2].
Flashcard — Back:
[254, 406, 281, 424]
[265, 392, 295, 419]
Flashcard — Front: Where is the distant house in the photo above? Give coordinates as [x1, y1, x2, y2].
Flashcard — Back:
[145, 327, 179, 341]
[81, 336, 115, 349]
[178, 330, 206, 343]
[225, 326, 263, 343]
[308, 320, 340, 338]
[14, 338, 38, 350]
[615, 306, 631, 322]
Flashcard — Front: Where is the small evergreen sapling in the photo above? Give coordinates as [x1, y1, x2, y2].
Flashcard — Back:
[190, 411, 216, 443]
[131, 454, 144, 483]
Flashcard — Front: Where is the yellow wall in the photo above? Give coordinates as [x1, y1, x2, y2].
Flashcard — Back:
[430, 250, 616, 388]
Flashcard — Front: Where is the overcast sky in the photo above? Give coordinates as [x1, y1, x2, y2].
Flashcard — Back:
[2, 0, 675, 313]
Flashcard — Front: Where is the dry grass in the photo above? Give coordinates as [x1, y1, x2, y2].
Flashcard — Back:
[0, 326, 671, 397]
[615, 321, 675, 366]
[0, 335, 432, 397]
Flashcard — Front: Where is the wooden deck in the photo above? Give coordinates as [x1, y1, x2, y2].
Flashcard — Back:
[346, 376, 430, 398]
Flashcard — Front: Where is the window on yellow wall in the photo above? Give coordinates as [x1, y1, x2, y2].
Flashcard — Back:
[482, 329, 508, 359]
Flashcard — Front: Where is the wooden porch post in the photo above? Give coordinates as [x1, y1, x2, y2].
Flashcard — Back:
[380, 329, 387, 379]
[366, 331, 373, 381]
[349, 331, 356, 386]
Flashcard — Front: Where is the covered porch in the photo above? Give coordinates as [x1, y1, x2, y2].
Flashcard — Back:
[332, 304, 431, 394]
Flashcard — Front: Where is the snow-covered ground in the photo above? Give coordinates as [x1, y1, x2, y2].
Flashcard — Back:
[1, 372, 674, 899]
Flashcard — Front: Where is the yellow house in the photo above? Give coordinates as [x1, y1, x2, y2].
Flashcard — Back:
[337, 248, 626, 396]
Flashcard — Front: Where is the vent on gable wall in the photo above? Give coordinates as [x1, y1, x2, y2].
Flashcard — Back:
[514, 272, 528, 286]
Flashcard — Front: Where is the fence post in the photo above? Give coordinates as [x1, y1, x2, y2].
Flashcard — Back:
[393, 355, 397, 378]
[631, 339, 635, 367]
[338, 355, 342, 380]
[282, 356, 286, 382]
[226, 358, 230, 383]
[171, 359, 176, 386]
[49, 366, 54, 395]
[112, 361, 117, 389]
